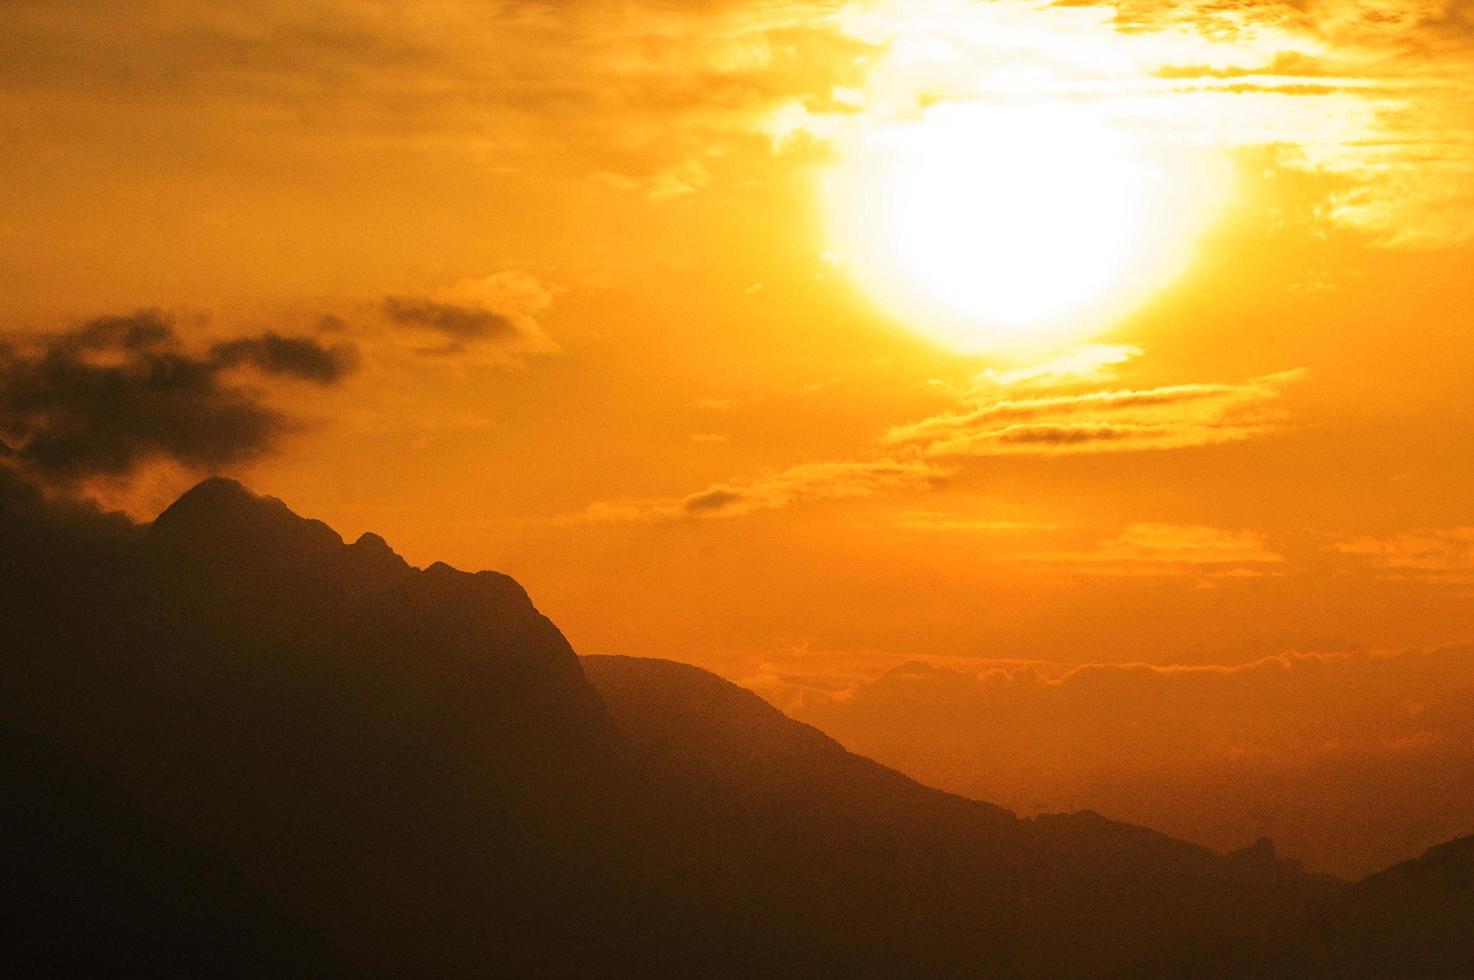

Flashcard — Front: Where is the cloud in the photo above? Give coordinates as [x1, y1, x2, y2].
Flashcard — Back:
[748, 642, 1474, 877]
[1335, 527, 1474, 586]
[0, 0, 860, 203]
[380, 271, 558, 361]
[0, 310, 358, 484]
[772, 0, 1474, 248]
[574, 457, 952, 523]
[972, 344, 1143, 391]
[381, 298, 517, 343]
[3, 0, 1470, 247]
[209, 332, 359, 382]
[891, 516, 1284, 577]
[574, 355, 1304, 523]
[886, 370, 1304, 457]
[1023, 523, 1286, 576]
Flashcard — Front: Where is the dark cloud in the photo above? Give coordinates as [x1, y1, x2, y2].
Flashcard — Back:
[681, 488, 746, 514]
[209, 332, 358, 383]
[69, 311, 175, 352]
[0, 310, 358, 484]
[381, 296, 517, 342]
[994, 423, 1138, 446]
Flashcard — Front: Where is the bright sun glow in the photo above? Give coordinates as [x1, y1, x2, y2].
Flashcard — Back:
[823, 102, 1230, 354]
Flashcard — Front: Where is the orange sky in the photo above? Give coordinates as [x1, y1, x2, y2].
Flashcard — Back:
[3, 0, 1473, 873]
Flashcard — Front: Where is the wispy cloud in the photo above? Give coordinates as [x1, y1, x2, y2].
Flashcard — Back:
[573, 457, 952, 523]
[577, 350, 1304, 522]
[1024, 523, 1286, 576]
[890, 518, 1286, 577]
[1335, 526, 1474, 587]
[378, 271, 559, 364]
[887, 370, 1305, 458]
[972, 344, 1143, 391]
[773, 0, 1474, 247]
[3, 0, 1470, 247]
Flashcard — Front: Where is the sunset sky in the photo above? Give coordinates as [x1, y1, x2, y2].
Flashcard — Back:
[4, 0, 1473, 874]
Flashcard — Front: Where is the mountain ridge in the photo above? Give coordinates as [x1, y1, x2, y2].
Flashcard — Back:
[2, 473, 1469, 977]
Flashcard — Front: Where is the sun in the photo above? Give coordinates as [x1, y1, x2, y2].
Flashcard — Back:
[822, 102, 1228, 355]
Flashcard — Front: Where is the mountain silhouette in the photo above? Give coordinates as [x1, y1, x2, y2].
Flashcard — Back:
[1, 473, 640, 974]
[1274, 835, 1474, 977]
[583, 656, 1328, 975]
[2, 472, 1470, 976]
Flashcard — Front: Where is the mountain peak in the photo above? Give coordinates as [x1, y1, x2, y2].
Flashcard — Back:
[149, 476, 342, 560]
[154, 477, 264, 524]
[182, 475, 249, 496]
[352, 530, 391, 551]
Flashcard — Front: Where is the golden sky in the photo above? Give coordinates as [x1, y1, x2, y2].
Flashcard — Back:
[4, 0, 1474, 871]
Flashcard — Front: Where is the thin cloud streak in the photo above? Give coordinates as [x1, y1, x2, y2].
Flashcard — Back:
[1018, 523, 1287, 577]
[1336, 526, 1474, 588]
[887, 370, 1305, 457]
[573, 457, 953, 523]
[577, 359, 1305, 522]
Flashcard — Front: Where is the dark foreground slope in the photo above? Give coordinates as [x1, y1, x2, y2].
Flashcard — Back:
[2, 473, 1469, 976]
[0, 474, 689, 974]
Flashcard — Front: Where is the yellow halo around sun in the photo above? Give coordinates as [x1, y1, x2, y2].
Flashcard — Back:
[822, 102, 1229, 355]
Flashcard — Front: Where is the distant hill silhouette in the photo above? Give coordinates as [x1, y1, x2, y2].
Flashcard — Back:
[1267, 835, 1474, 977]
[2, 472, 1470, 976]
